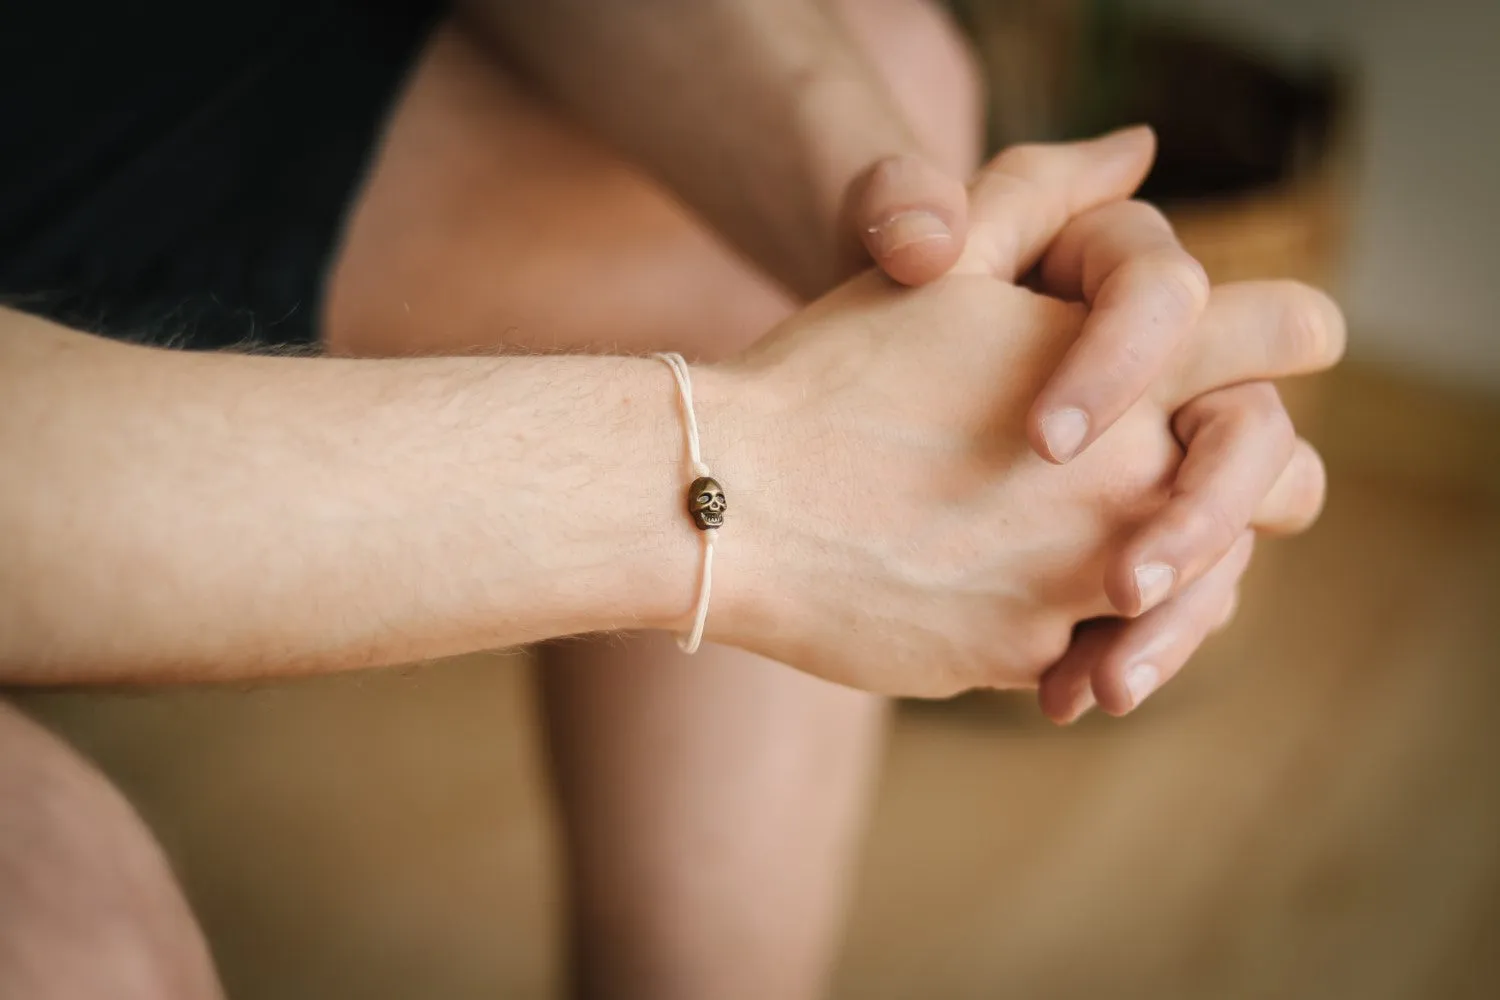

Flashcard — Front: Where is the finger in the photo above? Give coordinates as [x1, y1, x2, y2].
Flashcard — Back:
[1037, 621, 1116, 725]
[1026, 200, 1210, 463]
[1091, 532, 1256, 717]
[1167, 280, 1347, 406]
[950, 125, 1157, 281]
[1212, 585, 1241, 633]
[1105, 382, 1293, 616]
[1253, 438, 1327, 536]
[849, 155, 969, 287]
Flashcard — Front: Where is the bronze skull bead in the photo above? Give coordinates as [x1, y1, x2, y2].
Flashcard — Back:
[688, 476, 726, 530]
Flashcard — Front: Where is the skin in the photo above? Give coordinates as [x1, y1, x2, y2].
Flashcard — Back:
[459, 0, 950, 300]
[460, 0, 1234, 481]
[325, 10, 976, 996]
[0, 4, 1342, 997]
[717, 261, 1337, 698]
[0, 136, 1341, 693]
[323, 16, 1113, 996]
[0, 140, 1339, 1000]
[451, 0, 1321, 708]
[9, 7, 972, 997]
[0, 701, 225, 1000]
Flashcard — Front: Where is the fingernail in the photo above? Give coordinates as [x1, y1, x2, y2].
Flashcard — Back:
[1125, 663, 1160, 709]
[1133, 563, 1177, 613]
[1039, 408, 1089, 463]
[870, 211, 951, 257]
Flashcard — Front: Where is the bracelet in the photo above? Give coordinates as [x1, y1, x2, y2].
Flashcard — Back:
[653, 352, 724, 654]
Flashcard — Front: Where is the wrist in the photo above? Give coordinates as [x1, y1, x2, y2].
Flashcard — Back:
[667, 361, 800, 657]
[587, 356, 780, 644]
[473, 355, 706, 641]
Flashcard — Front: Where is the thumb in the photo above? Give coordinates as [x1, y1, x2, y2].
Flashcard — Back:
[953, 125, 1158, 281]
[846, 154, 969, 287]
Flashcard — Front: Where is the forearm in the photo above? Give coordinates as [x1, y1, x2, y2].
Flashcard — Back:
[464, 0, 922, 298]
[0, 311, 714, 683]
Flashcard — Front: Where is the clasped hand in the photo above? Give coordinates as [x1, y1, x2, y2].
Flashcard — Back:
[702, 129, 1344, 720]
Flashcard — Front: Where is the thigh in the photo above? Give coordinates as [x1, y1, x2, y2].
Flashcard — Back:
[319, 8, 978, 996]
[322, 0, 980, 360]
[0, 699, 223, 1000]
[322, 21, 790, 360]
[537, 634, 888, 1000]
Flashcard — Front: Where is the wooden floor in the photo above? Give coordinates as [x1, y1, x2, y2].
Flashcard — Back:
[13, 363, 1500, 999]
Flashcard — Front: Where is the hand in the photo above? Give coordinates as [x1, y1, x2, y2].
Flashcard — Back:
[1034, 290, 1336, 722]
[479, 0, 1240, 486]
[930, 130, 1343, 718]
[699, 137, 1342, 699]
[850, 128, 1278, 481]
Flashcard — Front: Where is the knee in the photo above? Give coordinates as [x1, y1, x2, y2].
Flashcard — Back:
[0, 702, 222, 1000]
[837, 0, 986, 176]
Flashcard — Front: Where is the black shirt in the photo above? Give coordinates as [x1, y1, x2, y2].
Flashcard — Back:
[0, 0, 442, 348]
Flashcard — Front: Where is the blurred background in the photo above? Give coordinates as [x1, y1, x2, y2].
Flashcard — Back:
[13, 0, 1500, 997]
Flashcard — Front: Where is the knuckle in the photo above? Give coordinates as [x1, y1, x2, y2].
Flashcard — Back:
[1120, 249, 1210, 316]
[1229, 382, 1294, 442]
[1239, 378, 1283, 408]
[1152, 251, 1212, 313]
[1075, 202, 1177, 295]
[1188, 502, 1244, 555]
[1120, 199, 1176, 234]
[1254, 380, 1293, 423]
[1182, 381, 1295, 450]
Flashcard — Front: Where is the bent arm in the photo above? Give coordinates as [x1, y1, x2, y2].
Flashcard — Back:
[0, 309, 712, 684]
[463, 0, 925, 298]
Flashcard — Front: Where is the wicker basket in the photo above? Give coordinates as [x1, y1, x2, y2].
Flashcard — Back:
[951, 0, 1351, 431]
[953, 5, 1346, 235]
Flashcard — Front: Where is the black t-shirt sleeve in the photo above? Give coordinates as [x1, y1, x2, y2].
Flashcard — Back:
[0, 0, 442, 348]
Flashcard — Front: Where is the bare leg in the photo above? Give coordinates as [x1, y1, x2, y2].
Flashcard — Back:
[323, 5, 980, 998]
[0, 701, 223, 1000]
[533, 635, 886, 1000]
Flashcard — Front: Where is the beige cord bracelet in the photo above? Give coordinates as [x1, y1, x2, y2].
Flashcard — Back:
[653, 352, 725, 653]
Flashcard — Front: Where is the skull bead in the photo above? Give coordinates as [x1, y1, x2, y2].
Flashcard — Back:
[687, 476, 726, 530]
